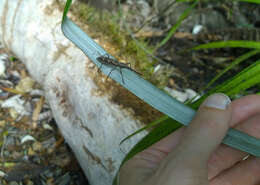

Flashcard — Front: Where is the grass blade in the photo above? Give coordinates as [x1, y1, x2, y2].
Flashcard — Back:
[192, 60, 260, 108]
[203, 49, 260, 90]
[62, 0, 72, 22]
[212, 60, 260, 95]
[234, 0, 260, 3]
[120, 116, 169, 145]
[192, 40, 260, 50]
[62, 17, 196, 131]
[156, 0, 198, 49]
[121, 118, 182, 163]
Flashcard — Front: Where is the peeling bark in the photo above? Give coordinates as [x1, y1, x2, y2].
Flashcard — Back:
[0, 1, 149, 184]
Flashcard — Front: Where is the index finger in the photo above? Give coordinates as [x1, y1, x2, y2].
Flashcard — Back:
[208, 94, 260, 179]
[230, 94, 260, 126]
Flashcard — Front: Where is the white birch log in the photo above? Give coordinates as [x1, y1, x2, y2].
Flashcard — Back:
[0, 0, 149, 184]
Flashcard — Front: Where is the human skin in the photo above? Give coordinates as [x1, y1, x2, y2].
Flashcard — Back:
[119, 94, 260, 185]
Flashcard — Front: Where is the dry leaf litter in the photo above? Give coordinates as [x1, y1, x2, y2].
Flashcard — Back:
[0, 50, 88, 185]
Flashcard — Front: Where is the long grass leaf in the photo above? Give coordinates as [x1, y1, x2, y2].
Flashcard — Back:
[192, 60, 260, 108]
[62, 18, 196, 125]
[177, 0, 260, 3]
[121, 118, 182, 163]
[234, 0, 260, 3]
[62, 0, 72, 22]
[217, 61, 260, 95]
[192, 41, 260, 50]
[204, 50, 260, 90]
[120, 116, 168, 145]
[122, 59, 260, 146]
[227, 73, 260, 95]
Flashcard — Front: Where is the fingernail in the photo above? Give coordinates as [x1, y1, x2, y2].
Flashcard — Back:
[202, 93, 231, 110]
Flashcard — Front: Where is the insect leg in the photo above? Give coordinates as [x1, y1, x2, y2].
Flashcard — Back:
[119, 68, 125, 84]
[106, 67, 116, 81]
[98, 63, 103, 72]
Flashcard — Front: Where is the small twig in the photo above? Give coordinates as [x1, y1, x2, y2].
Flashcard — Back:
[32, 96, 45, 128]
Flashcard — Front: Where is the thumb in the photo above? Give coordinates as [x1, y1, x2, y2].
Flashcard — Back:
[155, 94, 232, 185]
[178, 93, 232, 161]
[148, 93, 232, 185]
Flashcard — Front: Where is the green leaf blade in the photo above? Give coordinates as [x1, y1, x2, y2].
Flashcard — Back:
[192, 41, 260, 50]
[157, 0, 198, 49]
[204, 49, 260, 90]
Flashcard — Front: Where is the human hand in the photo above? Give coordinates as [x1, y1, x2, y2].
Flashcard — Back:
[119, 94, 260, 185]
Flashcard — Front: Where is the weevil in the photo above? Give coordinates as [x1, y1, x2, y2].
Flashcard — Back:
[96, 53, 141, 84]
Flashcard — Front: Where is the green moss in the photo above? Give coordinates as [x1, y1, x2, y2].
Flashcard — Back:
[9, 56, 16, 62]
[70, 2, 156, 81]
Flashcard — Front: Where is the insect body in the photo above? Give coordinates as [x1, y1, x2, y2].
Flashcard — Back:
[96, 53, 141, 84]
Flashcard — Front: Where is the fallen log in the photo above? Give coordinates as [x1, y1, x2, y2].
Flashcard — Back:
[0, 1, 154, 184]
